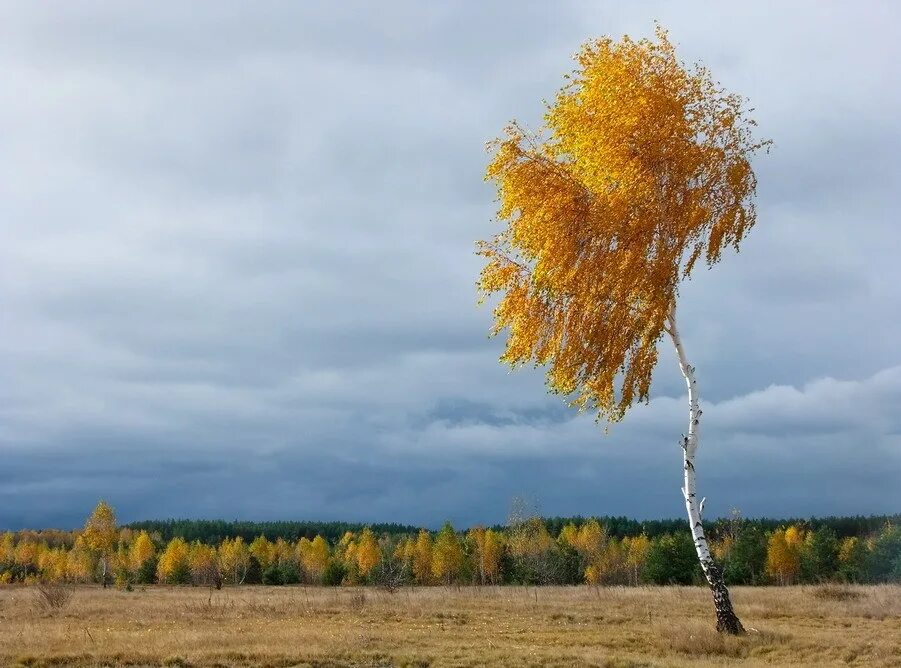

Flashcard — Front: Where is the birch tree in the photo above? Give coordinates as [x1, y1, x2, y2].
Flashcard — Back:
[82, 501, 117, 587]
[356, 528, 382, 579]
[477, 27, 768, 633]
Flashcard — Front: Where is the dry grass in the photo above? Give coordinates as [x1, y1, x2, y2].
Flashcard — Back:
[0, 584, 898, 667]
[32, 582, 74, 613]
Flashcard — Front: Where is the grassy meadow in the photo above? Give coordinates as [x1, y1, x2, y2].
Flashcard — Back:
[0, 584, 898, 667]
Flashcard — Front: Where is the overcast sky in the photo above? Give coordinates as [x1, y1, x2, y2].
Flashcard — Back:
[1, 2, 899, 530]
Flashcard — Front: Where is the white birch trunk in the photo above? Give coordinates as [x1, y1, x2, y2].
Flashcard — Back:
[667, 305, 744, 634]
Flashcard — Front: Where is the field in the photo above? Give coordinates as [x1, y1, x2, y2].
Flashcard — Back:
[0, 585, 899, 667]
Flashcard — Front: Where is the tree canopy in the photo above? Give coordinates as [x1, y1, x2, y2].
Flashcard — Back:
[478, 27, 769, 421]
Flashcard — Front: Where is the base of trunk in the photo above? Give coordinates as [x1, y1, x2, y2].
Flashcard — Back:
[709, 564, 745, 635]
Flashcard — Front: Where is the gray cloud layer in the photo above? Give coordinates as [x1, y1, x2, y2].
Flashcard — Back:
[1, 2, 900, 529]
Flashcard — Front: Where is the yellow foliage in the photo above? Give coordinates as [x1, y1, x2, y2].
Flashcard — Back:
[337, 531, 356, 553]
[711, 536, 735, 562]
[558, 523, 579, 549]
[129, 531, 156, 572]
[509, 518, 554, 559]
[0, 533, 14, 563]
[82, 501, 117, 555]
[38, 548, 69, 582]
[412, 530, 433, 585]
[157, 537, 191, 584]
[189, 541, 219, 585]
[66, 544, 94, 582]
[482, 530, 504, 584]
[219, 537, 250, 584]
[14, 540, 43, 567]
[298, 536, 330, 583]
[785, 525, 805, 549]
[356, 528, 382, 577]
[577, 520, 606, 557]
[272, 538, 295, 568]
[766, 526, 803, 585]
[250, 536, 275, 571]
[468, 527, 505, 585]
[598, 539, 626, 584]
[432, 524, 464, 585]
[838, 537, 859, 564]
[393, 537, 411, 562]
[478, 26, 768, 421]
[625, 534, 650, 585]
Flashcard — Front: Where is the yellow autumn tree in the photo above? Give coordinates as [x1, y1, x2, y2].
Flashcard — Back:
[38, 547, 68, 583]
[0, 532, 14, 566]
[113, 542, 129, 588]
[558, 523, 580, 550]
[129, 531, 156, 573]
[219, 537, 251, 585]
[478, 26, 768, 634]
[766, 526, 803, 585]
[576, 519, 607, 580]
[600, 539, 631, 585]
[393, 536, 412, 564]
[466, 527, 487, 584]
[560, 519, 615, 584]
[66, 535, 94, 582]
[157, 537, 191, 584]
[785, 526, 805, 552]
[482, 529, 505, 585]
[298, 535, 330, 584]
[14, 539, 42, 572]
[356, 528, 382, 579]
[82, 500, 118, 587]
[272, 538, 290, 566]
[508, 517, 557, 584]
[296, 537, 313, 572]
[625, 534, 651, 586]
[249, 535, 275, 571]
[431, 523, 464, 585]
[412, 529, 433, 585]
[838, 536, 859, 566]
[189, 541, 219, 587]
[467, 526, 505, 585]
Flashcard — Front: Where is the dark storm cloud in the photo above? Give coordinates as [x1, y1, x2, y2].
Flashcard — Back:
[1, 2, 899, 529]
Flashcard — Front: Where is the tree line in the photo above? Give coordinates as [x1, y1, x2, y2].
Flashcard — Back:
[123, 513, 897, 545]
[1, 502, 898, 588]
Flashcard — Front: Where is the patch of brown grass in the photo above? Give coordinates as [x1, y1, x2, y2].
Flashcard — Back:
[812, 584, 865, 601]
[0, 585, 897, 667]
[658, 621, 793, 660]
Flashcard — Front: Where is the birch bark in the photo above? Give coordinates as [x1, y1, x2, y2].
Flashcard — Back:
[667, 305, 744, 634]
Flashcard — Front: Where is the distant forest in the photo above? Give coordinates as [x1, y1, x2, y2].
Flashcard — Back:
[124, 514, 901, 545]
[3, 504, 898, 588]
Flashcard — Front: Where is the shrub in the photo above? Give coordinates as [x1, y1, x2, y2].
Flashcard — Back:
[243, 556, 263, 585]
[800, 528, 839, 583]
[724, 527, 767, 585]
[279, 562, 301, 585]
[322, 560, 347, 586]
[866, 525, 901, 583]
[644, 533, 701, 585]
[262, 565, 282, 586]
[34, 582, 73, 611]
[135, 556, 158, 585]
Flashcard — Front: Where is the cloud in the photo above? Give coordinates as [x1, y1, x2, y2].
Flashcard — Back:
[0, 2, 899, 528]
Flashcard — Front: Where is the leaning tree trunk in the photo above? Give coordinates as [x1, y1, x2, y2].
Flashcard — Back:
[666, 305, 744, 635]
